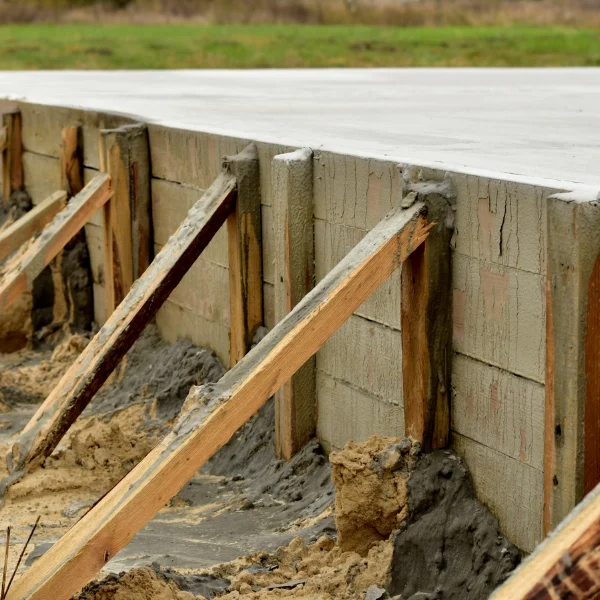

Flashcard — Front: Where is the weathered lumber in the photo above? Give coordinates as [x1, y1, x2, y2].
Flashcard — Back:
[226, 144, 263, 367]
[401, 177, 455, 452]
[272, 148, 316, 459]
[544, 191, 600, 534]
[492, 482, 600, 600]
[1, 110, 23, 205]
[60, 126, 83, 197]
[0, 191, 67, 262]
[100, 127, 134, 314]
[0, 175, 112, 312]
[5, 168, 237, 477]
[6, 200, 431, 600]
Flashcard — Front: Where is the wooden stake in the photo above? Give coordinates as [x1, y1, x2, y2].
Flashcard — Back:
[60, 126, 83, 197]
[0, 175, 112, 312]
[492, 482, 600, 600]
[1, 110, 23, 206]
[6, 169, 237, 476]
[2, 526, 10, 599]
[0, 191, 67, 262]
[272, 148, 315, 459]
[401, 178, 455, 452]
[226, 144, 263, 367]
[6, 201, 431, 600]
[544, 192, 600, 534]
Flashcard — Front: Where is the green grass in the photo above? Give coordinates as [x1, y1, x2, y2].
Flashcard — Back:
[0, 24, 599, 69]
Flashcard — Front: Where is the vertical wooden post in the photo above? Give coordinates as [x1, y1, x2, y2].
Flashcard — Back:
[1, 109, 23, 206]
[401, 178, 455, 452]
[60, 126, 83, 197]
[225, 143, 263, 368]
[272, 148, 315, 459]
[544, 190, 600, 534]
[99, 124, 150, 315]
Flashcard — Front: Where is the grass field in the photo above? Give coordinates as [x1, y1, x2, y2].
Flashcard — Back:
[0, 24, 598, 69]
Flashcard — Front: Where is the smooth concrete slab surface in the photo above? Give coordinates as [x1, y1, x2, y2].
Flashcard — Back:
[1, 68, 599, 189]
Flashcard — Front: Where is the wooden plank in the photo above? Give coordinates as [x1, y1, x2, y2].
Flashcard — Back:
[0, 191, 67, 262]
[60, 126, 83, 197]
[0, 125, 6, 152]
[401, 178, 455, 452]
[5, 168, 236, 478]
[226, 143, 263, 366]
[2, 110, 23, 205]
[272, 148, 315, 459]
[5, 200, 430, 600]
[492, 482, 600, 600]
[100, 127, 135, 315]
[0, 175, 112, 312]
[544, 192, 600, 534]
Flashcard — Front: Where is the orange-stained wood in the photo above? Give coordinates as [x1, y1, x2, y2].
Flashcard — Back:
[6, 201, 430, 600]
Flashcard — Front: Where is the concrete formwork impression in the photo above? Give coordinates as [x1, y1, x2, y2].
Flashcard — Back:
[1, 69, 600, 556]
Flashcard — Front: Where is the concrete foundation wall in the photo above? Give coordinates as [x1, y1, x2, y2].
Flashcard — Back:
[8, 102, 570, 553]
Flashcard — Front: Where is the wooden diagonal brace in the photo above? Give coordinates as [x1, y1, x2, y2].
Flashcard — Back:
[5, 169, 237, 478]
[6, 200, 431, 600]
[492, 482, 600, 600]
[0, 174, 112, 312]
[0, 190, 67, 262]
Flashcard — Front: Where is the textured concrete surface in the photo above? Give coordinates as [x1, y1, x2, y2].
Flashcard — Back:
[1, 68, 599, 188]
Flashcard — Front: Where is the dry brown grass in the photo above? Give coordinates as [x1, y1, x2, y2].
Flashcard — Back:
[1, 0, 600, 27]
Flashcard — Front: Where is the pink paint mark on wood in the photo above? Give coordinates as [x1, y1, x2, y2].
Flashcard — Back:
[480, 266, 509, 322]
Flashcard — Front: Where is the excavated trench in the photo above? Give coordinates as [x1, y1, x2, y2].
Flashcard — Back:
[0, 228, 520, 599]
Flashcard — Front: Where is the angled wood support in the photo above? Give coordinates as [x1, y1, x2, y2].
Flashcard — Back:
[1, 109, 23, 206]
[226, 143, 263, 367]
[544, 190, 600, 535]
[4, 169, 237, 478]
[0, 175, 112, 312]
[272, 148, 316, 460]
[6, 200, 431, 600]
[0, 191, 67, 262]
[99, 125, 151, 315]
[401, 177, 455, 452]
[492, 482, 600, 600]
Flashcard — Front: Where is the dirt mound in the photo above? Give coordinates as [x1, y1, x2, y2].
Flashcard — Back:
[74, 568, 197, 600]
[330, 436, 420, 555]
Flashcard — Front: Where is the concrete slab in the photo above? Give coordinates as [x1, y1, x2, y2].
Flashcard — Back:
[1, 68, 599, 188]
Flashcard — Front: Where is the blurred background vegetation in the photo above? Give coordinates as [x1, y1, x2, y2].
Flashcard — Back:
[0, 0, 599, 68]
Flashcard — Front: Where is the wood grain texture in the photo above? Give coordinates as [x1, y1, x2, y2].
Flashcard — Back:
[401, 179, 455, 452]
[0, 175, 112, 311]
[226, 143, 263, 367]
[4, 170, 236, 477]
[0, 191, 67, 262]
[544, 194, 600, 534]
[60, 126, 83, 197]
[5, 200, 430, 600]
[492, 483, 600, 600]
[272, 148, 315, 459]
[2, 110, 23, 204]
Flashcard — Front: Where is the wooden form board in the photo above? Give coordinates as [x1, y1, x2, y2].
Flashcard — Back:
[492, 482, 600, 600]
[1, 109, 23, 205]
[544, 192, 600, 534]
[6, 169, 237, 476]
[6, 200, 431, 600]
[401, 178, 455, 452]
[0, 174, 112, 312]
[0, 190, 67, 262]
[225, 144, 264, 366]
[99, 124, 151, 315]
[60, 125, 83, 197]
[272, 148, 315, 459]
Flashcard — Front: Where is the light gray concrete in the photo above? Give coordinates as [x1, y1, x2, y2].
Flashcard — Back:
[1, 68, 599, 188]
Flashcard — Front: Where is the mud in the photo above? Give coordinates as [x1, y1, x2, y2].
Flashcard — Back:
[388, 449, 520, 600]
